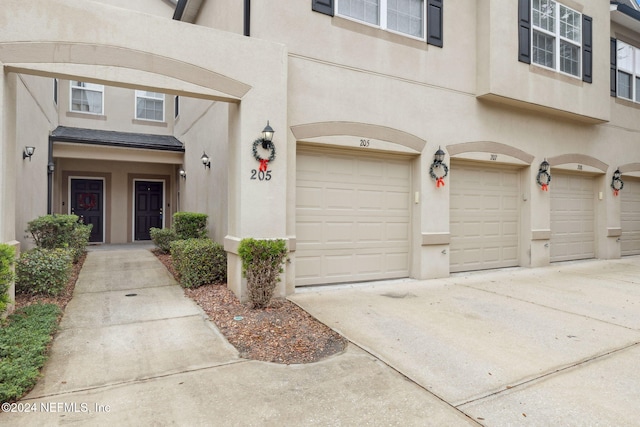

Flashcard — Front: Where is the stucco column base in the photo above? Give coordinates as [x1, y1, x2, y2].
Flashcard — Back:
[530, 239, 551, 267]
[417, 245, 450, 279]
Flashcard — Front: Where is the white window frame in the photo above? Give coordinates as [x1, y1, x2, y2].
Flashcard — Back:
[531, 0, 582, 78]
[70, 81, 104, 115]
[335, 0, 426, 41]
[616, 40, 640, 102]
[135, 90, 165, 122]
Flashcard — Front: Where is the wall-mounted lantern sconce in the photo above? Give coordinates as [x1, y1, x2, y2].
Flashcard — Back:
[429, 146, 449, 188]
[611, 168, 624, 196]
[252, 121, 277, 171]
[536, 159, 551, 191]
[23, 146, 35, 161]
[47, 162, 55, 173]
[261, 121, 274, 149]
[179, 168, 187, 179]
[201, 152, 211, 169]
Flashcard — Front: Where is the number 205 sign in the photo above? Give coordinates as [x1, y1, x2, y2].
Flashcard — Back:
[250, 169, 272, 181]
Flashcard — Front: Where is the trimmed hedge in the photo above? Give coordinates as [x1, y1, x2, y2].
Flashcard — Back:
[15, 249, 73, 296]
[0, 303, 61, 403]
[238, 238, 287, 309]
[170, 239, 226, 288]
[173, 212, 208, 240]
[0, 244, 14, 314]
[150, 227, 177, 254]
[26, 214, 92, 263]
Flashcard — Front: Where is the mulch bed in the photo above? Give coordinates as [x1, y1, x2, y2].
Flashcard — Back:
[154, 250, 348, 364]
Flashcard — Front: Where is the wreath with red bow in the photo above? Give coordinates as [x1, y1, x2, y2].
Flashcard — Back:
[252, 138, 276, 171]
[77, 193, 97, 210]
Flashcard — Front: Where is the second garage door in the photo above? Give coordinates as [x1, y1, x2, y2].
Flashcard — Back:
[550, 172, 595, 262]
[450, 162, 521, 273]
[295, 147, 412, 286]
[621, 177, 640, 256]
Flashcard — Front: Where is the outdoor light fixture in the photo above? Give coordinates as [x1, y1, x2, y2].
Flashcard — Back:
[23, 146, 35, 161]
[536, 159, 551, 191]
[201, 152, 211, 169]
[261, 121, 274, 149]
[179, 168, 187, 179]
[47, 162, 55, 173]
[429, 146, 448, 188]
[611, 168, 624, 196]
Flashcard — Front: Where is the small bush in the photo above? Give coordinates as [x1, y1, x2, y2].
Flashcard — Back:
[173, 212, 208, 240]
[26, 214, 91, 263]
[0, 244, 15, 314]
[15, 249, 73, 296]
[150, 227, 178, 254]
[170, 239, 226, 288]
[0, 303, 61, 403]
[238, 238, 288, 309]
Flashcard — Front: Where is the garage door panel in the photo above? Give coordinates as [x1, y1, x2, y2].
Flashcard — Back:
[296, 149, 411, 286]
[450, 163, 521, 272]
[621, 179, 640, 256]
[550, 173, 595, 262]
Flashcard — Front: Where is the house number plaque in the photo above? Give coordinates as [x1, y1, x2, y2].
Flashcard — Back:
[250, 169, 272, 181]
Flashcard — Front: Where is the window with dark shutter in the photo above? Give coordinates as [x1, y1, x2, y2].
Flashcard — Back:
[518, 0, 531, 64]
[582, 15, 592, 83]
[312, 0, 334, 17]
[611, 38, 617, 97]
[427, 0, 443, 48]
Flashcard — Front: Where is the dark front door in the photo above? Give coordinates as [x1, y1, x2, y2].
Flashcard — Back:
[135, 181, 164, 240]
[71, 179, 104, 243]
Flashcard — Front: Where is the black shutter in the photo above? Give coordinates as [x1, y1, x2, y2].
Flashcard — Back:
[426, 0, 443, 47]
[518, 0, 531, 64]
[582, 15, 592, 83]
[312, 0, 334, 16]
[611, 38, 617, 97]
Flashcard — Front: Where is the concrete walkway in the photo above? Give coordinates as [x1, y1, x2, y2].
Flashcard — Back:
[2, 246, 475, 426]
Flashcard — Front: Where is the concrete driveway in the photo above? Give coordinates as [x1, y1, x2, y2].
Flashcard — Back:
[290, 256, 640, 426]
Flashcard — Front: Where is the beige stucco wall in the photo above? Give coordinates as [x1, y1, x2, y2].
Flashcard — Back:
[175, 99, 229, 243]
[15, 75, 58, 250]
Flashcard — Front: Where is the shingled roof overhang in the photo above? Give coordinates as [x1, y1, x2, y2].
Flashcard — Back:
[612, 2, 640, 32]
[50, 126, 185, 152]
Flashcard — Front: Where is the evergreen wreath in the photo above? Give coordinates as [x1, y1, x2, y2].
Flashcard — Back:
[430, 162, 449, 187]
[536, 170, 551, 191]
[611, 176, 624, 196]
[252, 138, 276, 171]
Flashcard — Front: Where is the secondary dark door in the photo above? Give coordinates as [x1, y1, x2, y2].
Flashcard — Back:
[71, 179, 104, 243]
[135, 181, 164, 240]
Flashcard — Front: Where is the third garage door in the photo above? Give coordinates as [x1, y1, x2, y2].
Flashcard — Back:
[295, 147, 411, 286]
[621, 177, 640, 256]
[450, 162, 521, 273]
[550, 172, 595, 262]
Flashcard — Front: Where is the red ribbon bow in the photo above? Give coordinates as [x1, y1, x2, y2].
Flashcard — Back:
[436, 177, 445, 188]
[541, 184, 549, 191]
[259, 159, 269, 171]
[613, 189, 619, 196]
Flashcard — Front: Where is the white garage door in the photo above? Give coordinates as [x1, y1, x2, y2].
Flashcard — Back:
[621, 178, 640, 256]
[450, 162, 520, 273]
[550, 173, 595, 262]
[295, 147, 411, 286]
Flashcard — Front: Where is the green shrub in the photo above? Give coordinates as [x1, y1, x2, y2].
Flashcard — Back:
[26, 214, 91, 263]
[0, 244, 15, 314]
[173, 212, 208, 240]
[238, 238, 288, 309]
[150, 227, 178, 254]
[0, 303, 61, 403]
[170, 238, 226, 288]
[15, 249, 72, 296]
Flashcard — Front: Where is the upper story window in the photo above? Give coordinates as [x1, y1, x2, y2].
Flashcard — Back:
[531, 0, 581, 77]
[135, 91, 165, 122]
[616, 40, 640, 101]
[70, 81, 104, 114]
[337, 0, 425, 39]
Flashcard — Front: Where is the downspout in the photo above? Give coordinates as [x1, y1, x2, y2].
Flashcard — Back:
[244, 0, 250, 36]
[47, 136, 54, 214]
